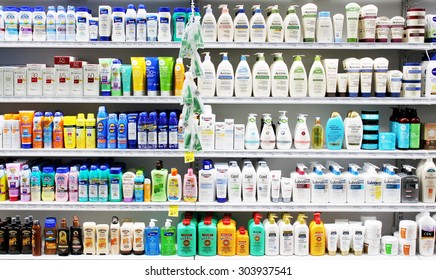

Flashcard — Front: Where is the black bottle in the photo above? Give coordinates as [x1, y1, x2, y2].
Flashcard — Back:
[8, 217, 21, 254]
[21, 217, 32, 254]
[70, 216, 83, 255]
[57, 218, 70, 256]
[0, 219, 8, 254]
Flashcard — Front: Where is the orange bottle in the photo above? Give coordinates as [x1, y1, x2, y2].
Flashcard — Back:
[53, 112, 64, 148]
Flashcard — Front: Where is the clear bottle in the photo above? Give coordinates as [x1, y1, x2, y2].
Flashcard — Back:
[311, 117, 324, 149]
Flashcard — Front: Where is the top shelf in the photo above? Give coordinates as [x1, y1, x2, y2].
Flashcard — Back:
[0, 41, 433, 51]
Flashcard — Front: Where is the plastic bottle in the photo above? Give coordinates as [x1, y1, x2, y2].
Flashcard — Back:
[325, 112, 344, 150]
[133, 170, 144, 202]
[78, 165, 89, 202]
[18, 6, 32, 41]
[343, 111, 363, 149]
[157, 112, 168, 149]
[0, 6, 5, 41]
[85, 113, 96, 149]
[75, 6, 89, 41]
[167, 168, 182, 202]
[270, 53, 289, 97]
[98, 5, 112, 41]
[43, 112, 53, 149]
[309, 214, 326, 256]
[68, 166, 79, 202]
[242, 160, 257, 202]
[137, 112, 147, 149]
[112, 7, 125, 41]
[249, 214, 265, 256]
[33, 6, 47, 41]
[107, 113, 118, 149]
[55, 167, 69, 202]
[97, 106, 108, 149]
[197, 52, 216, 97]
[290, 164, 311, 203]
[260, 113, 276, 150]
[217, 5, 233, 42]
[227, 161, 242, 203]
[294, 114, 310, 149]
[266, 5, 284, 42]
[98, 165, 109, 202]
[380, 164, 401, 203]
[172, 7, 186, 42]
[158, 7, 171, 42]
[397, 109, 410, 150]
[233, 5, 249, 42]
[117, 113, 128, 149]
[316, 11, 333, 42]
[65, 6, 76, 41]
[161, 219, 176, 256]
[310, 163, 329, 203]
[144, 219, 160, 255]
[183, 168, 197, 202]
[198, 217, 217, 256]
[264, 214, 279, 256]
[418, 212, 436, 256]
[122, 171, 135, 202]
[244, 113, 260, 150]
[41, 167, 55, 201]
[364, 163, 382, 203]
[75, 113, 86, 149]
[311, 117, 324, 149]
[199, 160, 216, 202]
[252, 53, 271, 97]
[109, 167, 122, 202]
[52, 112, 64, 149]
[19, 165, 31, 202]
[147, 112, 157, 149]
[327, 162, 347, 203]
[398, 165, 419, 203]
[63, 116, 76, 149]
[174, 58, 185, 97]
[215, 163, 229, 203]
[177, 219, 196, 257]
[234, 55, 252, 97]
[125, 4, 136, 42]
[88, 165, 99, 202]
[420, 158, 436, 203]
[151, 160, 168, 202]
[127, 112, 138, 149]
[32, 112, 44, 149]
[55, 6, 66, 41]
[308, 55, 327, 97]
[250, 5, 266, 42]
[289, 55, 308, 97]
[284, 5, 301, 42]
[345, 164, 365, 203]
[167, 112, 178, 149]
[409, 108, 421, 150]
[135, 4, 146, 41]
[217, 217, 236, 256]
[201, 4, 217, 42]
[276, 111, 292, 150]
[256, 161, 271, 202]
[29, 166, 42, 202]
[216, 52, 234, 97]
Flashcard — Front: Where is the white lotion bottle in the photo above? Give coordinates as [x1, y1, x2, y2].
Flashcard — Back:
[244, 113, 260, 150]
[418, 212, 436, 256]
[284, 5, 301, 42]
[233, 5, 249, 42]
[227, 161, 242, 203]
[316, 11, 333, 43]
[289, 55, 308, 97]
[252, 53, 271, 97]
[242, 160, 257, 202]
[308, 55, 326, 97]
[260, 113, 276, 150]
[291, 164, 311, 203]
[256, 160, 271, 202]
[270, 53, 289, 97]
[201, 4, 217, 42]
[250, 5, 266, 42]
[293, 114, 310, 149]
[266, 5, 284, 42]
[276, 111, 292, 150]
[197, 52, 216, 97]
[234, 54, 252, 97]
[216, 52, 234, 97]
[217, 4, 233, 42]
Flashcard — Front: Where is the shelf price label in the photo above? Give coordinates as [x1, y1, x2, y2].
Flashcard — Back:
[184, 151, 195, 163]
[168, 205, 179, 217]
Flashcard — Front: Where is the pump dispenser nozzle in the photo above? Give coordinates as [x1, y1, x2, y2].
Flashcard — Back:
[219, 52, 229, 60]
[149, 219, 158, 227]
[383, 164, 398, 175]
[165, 219, 172, 228]
[296, 164, 308, 175]
[269, 214, 278, 224]
[402, 165, 416, 174]
[218, 4, 229, 13]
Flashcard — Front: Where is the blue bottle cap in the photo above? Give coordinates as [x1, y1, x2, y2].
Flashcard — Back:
[20, 6, 32, 12]
[110, 167, 122, 174]
[34, 6, 45, 12]
[113, 7, 125, 13]
[56, 167, 69, 173]
[45, 217, 57, 228]
[139, 4, 146, 10]
[174, 7, 186, 13]
[76, 6, 88, 12]
[318, 11, 331, 18]
[90, 165, 98, 171]
[127, 4, 136, 11]
[159, 7, 171, 13]
[43, 167, 54, 173]
[80, 165, 88, 171]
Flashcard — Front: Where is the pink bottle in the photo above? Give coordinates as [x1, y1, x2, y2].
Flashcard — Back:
[55, 167, 69, 202]
[183, 168, 198, 202]
[68, 166, 79, 202]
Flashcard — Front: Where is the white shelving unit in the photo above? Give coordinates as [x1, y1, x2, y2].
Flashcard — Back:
[0, 254, 190, 260]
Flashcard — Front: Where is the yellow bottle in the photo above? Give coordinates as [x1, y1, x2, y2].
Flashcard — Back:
[311, 117, 324, 149]
[63, 116, 77, 149]
[309, 212, 324, 229]
[144, 178, 151, 202]
[76, 113, 86, 148]
[217, 217, 236, 256]
[174, 58, 185, 96]
[236, 226, 249, 256]
[309, 215, 326, 256]
[219, 213, 236, 227]
[86, 113, 96, 149]
[0, 165, 7, 201]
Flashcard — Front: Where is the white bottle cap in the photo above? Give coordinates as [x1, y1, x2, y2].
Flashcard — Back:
[149, 219, 158, 227]
[165, 219, 172, 228]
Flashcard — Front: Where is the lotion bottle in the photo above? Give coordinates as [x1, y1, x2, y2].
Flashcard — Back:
[418, 212, 436, 256]
[183, 168, 198, 202]
[252, 53, 271, 97]
[343, 111, 363, 149]
[250, 5, 266, 42]
[234, 55, 252, 97]
[276, 111, 292, 150]
[293, 114, 310, 149]
[380, 164, 401, 203]
[291, 164, 311, 203]
[216, 52, 234, 97]
[244, 113, 260, 150]
[167, 168, 182, 202]
[201, 4, 217, 42]
[294, 214, 309, 256]
[289, 55, 308, 97]
[227, 161, 242, 203]
[345, 164, 365, 203]
[420, 158, 436, 203]
[256, 161, 271, 202]
[363, 163, 382, 203]
[266, 5, 284, 42]
[264, 214, 279, 256]
[270, 53, 289, 97]
[217, 4, 233, 42]
[310, 163, 329, 203]
[151, 160, 168, 202]
[284, 5, 301, 42]
[242, 160, 257, 202]
[308, 55, 327, 97]
[260, 113, 276, 150]
[197, 52, 216, 97]
[233, 5, 249, 42]
[199, 160, 216, 202]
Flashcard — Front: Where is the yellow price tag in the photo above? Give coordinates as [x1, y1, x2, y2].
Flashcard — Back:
[184, 151, 195, 163]
[168, 205, 179, 217]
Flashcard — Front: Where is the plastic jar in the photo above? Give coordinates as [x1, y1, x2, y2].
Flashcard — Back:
[402, 62, 421, 81]
[399, 220, 417, 240]
[399, 238, 416, 256]
[364, 220, 382, 240]
[364, 238, 381, 255]
[381, 236, 399, 256]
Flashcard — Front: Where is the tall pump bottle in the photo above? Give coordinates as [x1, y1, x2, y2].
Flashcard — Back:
[216, 52, 234, 97]
[289, 55, 308, 97]
[233, 5, 249, 42]
[266, 5, 284, 42]
[217, 4, 233, 42]
[284, 5, 301, 42]
[197, 52, 216, 97]
[270, 53, 289, 97]
[294, 214, 309, 256]
[234, 55, 252, 97]
[252, 53, 271, 97]
[250, 5, 266, 42]
[276, 111, 292, 150]
[291, 164, 311, 203]
[201, 4, 217, 42]
[420, 158, 436, 203]
[308, 55, 327, 97]
[294, 114, 310, 149]
[260, 114, 276, 150]
[151, 160, 168, 202]
[244, 113, 260, 150]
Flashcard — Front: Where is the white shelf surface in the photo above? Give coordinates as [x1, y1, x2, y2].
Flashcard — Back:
[194, 254, 420, 260]
[1, 148, 435, 159]
[1, 96, 435, 105]
[0, 201, 195, 211]
[0, 254, 192, 260]
[1, 201, 435, 212]
[0, 41, 432, 50]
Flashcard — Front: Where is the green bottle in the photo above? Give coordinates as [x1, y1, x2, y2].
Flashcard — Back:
[198, 217, 217, 256]
[249, 214, 265, 256]
[161, 219, 176, 256]
[177, 219, 196, 257]
[248, 212, 261, 231]
[151, 160, 168, 202]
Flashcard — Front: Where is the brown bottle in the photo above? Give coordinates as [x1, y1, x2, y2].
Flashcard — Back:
[57, 218, 70, 256]
[44, 217, 57, 255]
[70, 216, 84, 255]
[8, 217, 21, 254]
[21, 217, 32, 254]
[32, 220, 42, 256]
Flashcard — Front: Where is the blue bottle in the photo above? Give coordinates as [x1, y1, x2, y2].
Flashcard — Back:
[78, 165, 89, 202]
[99, 165, 109, 202]
[97, 106, 108, 149]
[88, 165, 100, 202]
[138, 112, 148, 149]
[158, 112, 168, 149]
[325, 112, 344, 150]
[107, 113, 118, 149]
[147, 112, 158, 149]
[172, 7, 187, 42]
[117, 113, 128, 149]
[128, 113, 138, 149]
[134, 170, 145, 202]
[145, 219, 160, 255]
[43, 112, 54, 148]
[168, 112, 178, 149]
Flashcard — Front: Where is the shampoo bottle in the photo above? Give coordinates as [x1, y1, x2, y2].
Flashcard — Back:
[293, 114, 310, 149]
[151, 160, 168, 202]
[343, 111, 363, 149]
[326, 112, 344, 150]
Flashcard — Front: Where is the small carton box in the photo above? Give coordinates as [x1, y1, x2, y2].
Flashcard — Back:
[14, 67, 27, 96]
[26, 64, 46, 96]
[3, 67, 15, 96]
[43, 68, 55, 96]
[70, 61, 87, 96]
[54, 56, 76, 65]
[0, 67, 4, 96]
[55, 64, 70, 96]
[214, 122, 226, 150]
[224, 119, 234, 150]
[83, 64, 99, 96]
[423, 123, 436, 150]
[234, 124, 245, 150]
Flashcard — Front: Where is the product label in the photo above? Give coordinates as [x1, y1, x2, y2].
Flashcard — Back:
[89, 182, 98, 199]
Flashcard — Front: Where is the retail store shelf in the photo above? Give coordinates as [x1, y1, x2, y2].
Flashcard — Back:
[195, 202, 436, 212]
[0, 96, 183, 104]
[194, 254, 420, 260]
[1, 148, 435, 159]
[0, 201, 195, 211]
[0, 254, 192, 260]
[0, 41, 432, 50]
